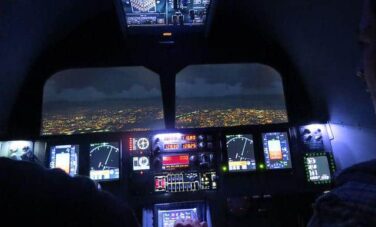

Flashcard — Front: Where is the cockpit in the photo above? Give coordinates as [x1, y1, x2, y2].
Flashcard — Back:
[1, 0, 376, 226]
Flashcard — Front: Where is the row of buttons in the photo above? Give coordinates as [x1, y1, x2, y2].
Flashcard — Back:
[166, 182, 200, 192]
[167, 174, 184, 182]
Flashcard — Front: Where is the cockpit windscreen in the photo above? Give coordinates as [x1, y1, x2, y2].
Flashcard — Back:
[175, 64, 288, 129]
[42, 67, 165, 135]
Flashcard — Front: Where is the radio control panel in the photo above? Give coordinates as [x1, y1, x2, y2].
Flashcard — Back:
[128, 132, 219, 194]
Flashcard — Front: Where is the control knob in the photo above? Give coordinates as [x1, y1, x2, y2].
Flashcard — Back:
[199, 153, 210, 168]
[153, 157, 162, 170]
[190, 155, 199, 166]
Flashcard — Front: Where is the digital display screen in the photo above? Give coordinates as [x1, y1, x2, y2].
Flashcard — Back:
[162, 154, 189, 170]
[158, 208, 198, 227]
[164, 144, 180, 150]
[89, 142, 120, 181]
[133, 156, 150, 170]
[50, 145, 79, 176]
[182, 135, 196, 141]
[262, 132, 292, 169]
[305, 156, 331, 183]
[128, 137, 150, 151]
[153, 133, 199, 152]
[0, 141, 35, 162]
[121, 0, 211, 27]
[182, 143, 197, 149]
[226, 134, 256, 172]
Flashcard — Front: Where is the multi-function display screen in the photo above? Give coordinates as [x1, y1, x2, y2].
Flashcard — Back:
[158, 208, 198, 227]
[262, 132, 292, 170]
[226, 134, 256, 172]
[89, 142, 120, 181]
[121, 0, 211, 27]
[305, 155, 331, 183]
[0, 141, 34, 162]
[50, 145, 79, 176]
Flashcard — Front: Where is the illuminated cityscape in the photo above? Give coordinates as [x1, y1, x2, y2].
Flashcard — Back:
[42, 100, 164, 135]
[176, 107, 288, 128]
[175, 96, 288, 128]
[42, 97, 288, 135]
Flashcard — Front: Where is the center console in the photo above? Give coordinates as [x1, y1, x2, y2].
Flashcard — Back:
[128, 133, 219, 195]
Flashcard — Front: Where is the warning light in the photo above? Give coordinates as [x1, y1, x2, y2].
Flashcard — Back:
[259, 163, 265, 170]
[222, 166, 228, 172]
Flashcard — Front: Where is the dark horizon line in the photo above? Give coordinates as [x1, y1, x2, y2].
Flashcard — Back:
[43, 94, 285, 104]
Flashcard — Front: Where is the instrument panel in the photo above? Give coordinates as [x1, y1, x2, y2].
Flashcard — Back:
[0, 123, 337, 196]
[0, 123, 337, 227]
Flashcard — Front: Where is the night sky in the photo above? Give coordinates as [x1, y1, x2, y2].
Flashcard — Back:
[44, 64, 285, 103]
[176, 63, 285, 98]
[43, 66, 162, 103]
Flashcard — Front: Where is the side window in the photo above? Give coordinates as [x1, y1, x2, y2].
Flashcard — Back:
[175, 63, 288, 128]
[42, 67, 165, 135]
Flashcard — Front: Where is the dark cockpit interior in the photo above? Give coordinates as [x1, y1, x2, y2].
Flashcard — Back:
[1, 0, 376, 226]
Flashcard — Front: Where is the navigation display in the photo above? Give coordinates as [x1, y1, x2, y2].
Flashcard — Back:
[49, 145, 79, 176]
[121, 0, 211, 27]
[158, 208, 197, 227]
[226, 134, 256, 172]
[0, 141, 35, 162]
[305, 155, 331, 183]
[262, 132, 292, 169]
[90, 142, 120, 181]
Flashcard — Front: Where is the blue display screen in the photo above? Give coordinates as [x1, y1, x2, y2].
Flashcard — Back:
[50, 145, 79, 176]
[158, 208, 198, 227]
[121, 0, 211, 27]
[262, 132, 292, 170]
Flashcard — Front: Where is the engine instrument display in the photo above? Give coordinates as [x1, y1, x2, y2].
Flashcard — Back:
[262, 132, 292, 170]
[226, 134, 256, 172]
[49, 145, 79, 176]
[89, 142, 120, 181]
[158, 208, 198, 227]
[121, 0, 211, 27]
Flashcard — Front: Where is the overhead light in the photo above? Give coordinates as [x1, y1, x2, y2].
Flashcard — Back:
[162, 32, 172, 37]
